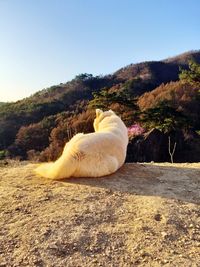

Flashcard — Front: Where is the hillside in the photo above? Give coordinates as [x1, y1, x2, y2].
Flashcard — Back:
[163, 50, 200, 64]
[0, 75, 116, 149]
[0, 50, 200, 159]
[114, 50, 200, 82]
[138, 81, 195, 111]
[0, 161, 199, 266]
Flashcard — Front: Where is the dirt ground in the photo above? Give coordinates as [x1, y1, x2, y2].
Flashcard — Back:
[0, 161, 199, 267]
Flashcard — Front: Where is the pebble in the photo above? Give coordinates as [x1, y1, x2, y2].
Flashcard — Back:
[161, 231, 168, 238]
[154, 213, 162, 221]
[48, 244, 57, 249]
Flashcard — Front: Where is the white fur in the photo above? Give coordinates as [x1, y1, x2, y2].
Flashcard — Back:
[35, 109, 128, 179]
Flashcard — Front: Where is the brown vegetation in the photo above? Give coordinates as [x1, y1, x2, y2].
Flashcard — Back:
[40, 110, 95, 161]
[1, 50, 200, 162]
[138, 81, 196, 111]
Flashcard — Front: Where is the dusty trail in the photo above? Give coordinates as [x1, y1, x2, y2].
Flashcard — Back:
[0, 161, 199, 266]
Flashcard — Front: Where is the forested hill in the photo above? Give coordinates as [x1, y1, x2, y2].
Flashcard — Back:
[114, 50, 200, 81]
[0, 50, 200, 161]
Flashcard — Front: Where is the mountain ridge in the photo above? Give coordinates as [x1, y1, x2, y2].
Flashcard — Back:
[4, 50, 200, 104]
[0, 49, 200, 156]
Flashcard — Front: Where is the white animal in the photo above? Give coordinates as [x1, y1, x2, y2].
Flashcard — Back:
[35, 109, 128, 179]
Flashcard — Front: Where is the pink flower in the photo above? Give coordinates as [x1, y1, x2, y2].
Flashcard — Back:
[127, 124, 145, 138]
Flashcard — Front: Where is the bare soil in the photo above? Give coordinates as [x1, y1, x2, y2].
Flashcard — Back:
[0, 161, 199, 267]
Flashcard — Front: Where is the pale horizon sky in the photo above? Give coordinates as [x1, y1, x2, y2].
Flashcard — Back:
[0, 0, 199, 102]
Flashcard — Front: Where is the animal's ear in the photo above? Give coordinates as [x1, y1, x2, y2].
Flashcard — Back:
[96, 109, 103, 117]
[109, 109, 115, 114]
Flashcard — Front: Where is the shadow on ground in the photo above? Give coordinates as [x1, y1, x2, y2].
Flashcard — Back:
[61, 163, 200, 204]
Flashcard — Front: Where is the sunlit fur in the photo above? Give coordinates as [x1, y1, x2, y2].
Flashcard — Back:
[35, 109, 128, 179]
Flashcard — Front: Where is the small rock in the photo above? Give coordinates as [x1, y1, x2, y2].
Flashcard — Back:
[162, 259, 169, 264]
[48, 244, 57, 249]
[161, 232, 167, 238]
[154, 213, 162, 221]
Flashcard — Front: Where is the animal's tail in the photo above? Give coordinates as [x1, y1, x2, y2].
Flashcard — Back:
[35, 153, 77, 179]
[35, 162, 55, 179]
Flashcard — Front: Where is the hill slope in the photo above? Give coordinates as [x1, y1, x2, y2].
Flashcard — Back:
[114, 50, 200, 82]
[0, 50, 200, 152]
[0, 161, 199, 266]
[0, 75, 116, 149]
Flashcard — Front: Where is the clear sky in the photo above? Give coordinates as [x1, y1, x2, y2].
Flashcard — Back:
[0, 0, 199, 102]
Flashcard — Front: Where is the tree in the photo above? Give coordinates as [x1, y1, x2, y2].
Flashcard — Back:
[89, 85, 140, 126]
[179, 60, 200, 86]
[90, 87, 137, 109]
[140, 101, 191, 133]
[168, 136, 177, 163]
[15, 124, 50, 152]
[75, 73, 94, 81]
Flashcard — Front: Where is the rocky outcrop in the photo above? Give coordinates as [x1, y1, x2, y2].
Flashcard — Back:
[126, 129, 169, 162]
[126, 128, 200, 163]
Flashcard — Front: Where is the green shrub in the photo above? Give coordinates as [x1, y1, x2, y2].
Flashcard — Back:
[0, 150, 6, 160]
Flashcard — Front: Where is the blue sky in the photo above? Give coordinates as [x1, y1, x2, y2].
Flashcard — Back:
[0, 0, 199, 101]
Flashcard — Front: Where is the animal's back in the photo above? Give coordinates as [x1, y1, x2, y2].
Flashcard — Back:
[71, 131, 126, 177]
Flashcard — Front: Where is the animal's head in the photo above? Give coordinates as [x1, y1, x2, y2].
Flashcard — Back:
[93, 109, 116, 131]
